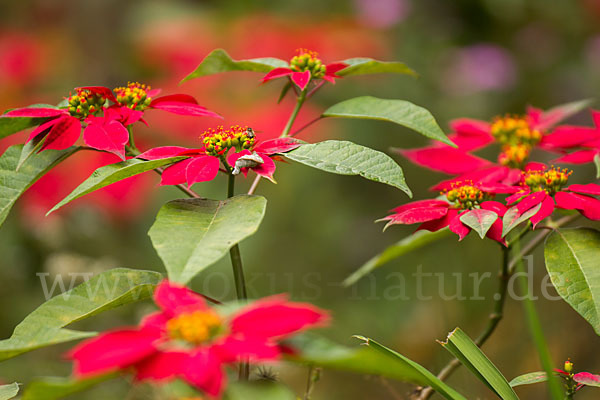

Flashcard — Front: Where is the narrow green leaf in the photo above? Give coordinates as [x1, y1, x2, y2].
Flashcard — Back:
[0, 103, 57, 139]
[594, 153, 600, 179]
[440, 328, 519, 400]
[0, 383, 19, 400]
[544, 228, 600, 335]
[321, 96, 453, 146]
[285, 334, 466, 400]
[460, 209, 498, 239]
[22, 374, 116, 400]
[502, 203, 541, 237]
[509, 372, 548, 387]
[224, 381, 296, 400]
[0, 145, 76, 228]
[16, 135, 46, 171]
[47, 157, 185, 215]
[343, 229, 450, 287]
[148, 196, 267, 284]
[337, 58, 417, 77]
[0, 268, 162, 361]
[181, 49, 288, 83]
[545, 98, 593, 122]
[277, 81, 293, 104]
[285, 140, 411, 196]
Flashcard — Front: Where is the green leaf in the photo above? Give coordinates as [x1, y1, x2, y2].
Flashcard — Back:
[0, 104, 57, 139]
[440, 328, 519, 400]
[594, 153, 600, 179]
[0, 268, 162, 361]
[148, 196, 267, 284]
[0, 383, 19, 400]
[16, 135, 46, 171]
[321, 96, 453, 146]
[545, 98, 593, 123]
[47, 157, 185, 215]
[181, 49, 288, 83]
[337, 58, 417, 77]
[286, 334, 466, 400]
[544, 228, 600, 335]
[502, 203, 541, 237]
[0, 145, 76, 228]
[343, 229, 450, 287]
[284, 140, 411, 196]
[22, 374, 115, 400]
[224, 381, 296, 400]
[574, 372, 600, 387]
[460, 209, 498, 239]
[509, 372, 548, 387]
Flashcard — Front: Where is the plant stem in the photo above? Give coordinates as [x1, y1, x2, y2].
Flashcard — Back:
[127, 126, 138, 153]
[281, 88, 307, 137]
[303, 366, 321, 400]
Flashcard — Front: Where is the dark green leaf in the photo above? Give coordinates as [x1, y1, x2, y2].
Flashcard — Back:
[22, 374, 116, 400]
[224, 381, 296, 400]
[47, 157, 185, 215]
[148, 196, 267, 284]
[343, 229, 450, 287]
[460, 209, 498, 239]
[544, 228, 600, 335]
[0, 104, 57, 139]
[0, 383, 19, 400]
[0, 145, 76, 228]
[181, 49, 288, 82]
[321, 96, 452, 146]
[502, 203, 541, 237]
[337, 58, 417, 77]
[285, 140, 411, 196]
[509, 372, 548, 387]
[0, 268, 162, 361]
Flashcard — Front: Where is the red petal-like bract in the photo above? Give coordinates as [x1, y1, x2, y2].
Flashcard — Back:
[40, 116, 81, 151]
[159, 158, 194, 186]
[76, 86, 118, 103]
[567, 183, 600, 196]
[137, 146, 195, 160]
[153, 280, 207, 315]
[3, 107, 67, 118]
[150, 94, 222, 118]
[291, 70, 311, 91]
[555, 150, 598, 164]
[448, 118, 493, 151]
[182, 350, 226, 397]
[262, 67, 293, 83]
[530, 196, 555, 227]
[541, 125, 600, 150]
[216, 336, 280, 362]
[449, 212, 470, 240]
[385, 206, 450, 225]
[398, 146, 491, 175]
[573, 372, 600, 387]
[325, 62, 348, 76]
[185, 155, 220, 186]
[254, 138, 302, 155]
[83, 118, 129, 159]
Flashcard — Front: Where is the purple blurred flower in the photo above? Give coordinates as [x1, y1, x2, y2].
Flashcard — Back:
[354, 0, 410, 28]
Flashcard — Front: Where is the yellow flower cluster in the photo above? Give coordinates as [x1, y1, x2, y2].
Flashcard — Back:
[166, 310, 223, 345]
[114, 82, 153, 111]
[201, 125, 255, 156]
[290, 48, 326, 78]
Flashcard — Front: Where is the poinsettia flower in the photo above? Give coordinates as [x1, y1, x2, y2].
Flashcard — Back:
[262, 49, 347, 91]
[541, 110, 600, 152]
[379, 181, 516, 245]
[68, 280, 328, 397]
[505, 163, 600, 227]
[138, 126, 300, 186]
[552, 360, 600, 393]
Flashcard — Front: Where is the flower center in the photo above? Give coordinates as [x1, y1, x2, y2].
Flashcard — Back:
[114, 82, 152, 111]
[290, 49, 326, 78]
[444, 181, 490, 210]
[498, 144, 531, 168]
[67, 89, 106, 119]
[490, 115, 541, 146]
[201, 125, 255, 156]
[166, 310, 222, 345]
[523, 166, 571, 195]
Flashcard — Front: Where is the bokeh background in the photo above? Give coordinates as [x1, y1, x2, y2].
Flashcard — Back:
[1, 0, 600, 398]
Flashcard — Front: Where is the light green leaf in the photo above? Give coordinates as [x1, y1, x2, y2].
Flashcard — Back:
[338, 57, 417, 77]
[285, 140, 411, 196]
[343, 229, 450, 287]
[0, 268, 162, 361]
[148, 196, 267, 284]
[181, 49, 288, 83]
[594, 154, 600, 179]
[544, 228, 600, 335]
[440, 328, 519, 400]
[224, 381, 296, 400]
[22, 374, 115, 400]
[509, 372, 548, 387]
[0, 145, 76, 228]
[545, 99, 593, 124]
[321, 96, 452, 146]
[460, 209, 498, 239]
[0, 104, 57, 139]
[0, 383, 19, 400]
[502, 203, 541, 237]
[286, 334, 466, 400]
[47, 157, 185, 215]
[574, 372, 600, 387]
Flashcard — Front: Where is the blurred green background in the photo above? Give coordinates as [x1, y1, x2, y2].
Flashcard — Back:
[1, 0, 600, 398]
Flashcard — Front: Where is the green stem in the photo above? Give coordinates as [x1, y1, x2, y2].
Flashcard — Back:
[281, 88, 307, 137]
[127, 126, 138, 153]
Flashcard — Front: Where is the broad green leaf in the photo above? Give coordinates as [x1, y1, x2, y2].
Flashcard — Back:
[460, 209, 498, 239]
[224, 381, 296, 400]
[338, 58, 417, 77]
[286, 334, 466, 400]
[343, 229, 450, 287]
[0, 103, 57, 139]
[544, 228, 600, 335]
[16, 135, 46, 171]
[509, 372, 548, 387]
[148, 196, 267, 284]
[545, 99, 593, 124]
[594, 153, 600, 179]
[22, 374, 115, 400]
[181, 49, 288, 82]
[0, 145, 76, 228]
[0, 383, 19, 400]
[47, 157, 185, 215]
[321, 96, 453, 146]
[440, 328, 519, 400]
[574, 372, 600, 387]
[502, 203, 541, 237]
[0, 268, 162, 361]
[285, 140, 411, 196]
